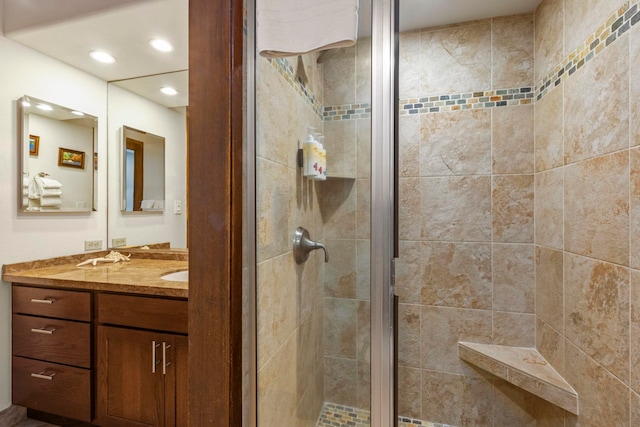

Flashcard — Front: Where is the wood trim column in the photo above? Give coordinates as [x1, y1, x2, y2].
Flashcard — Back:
[188, 0, 244, 425]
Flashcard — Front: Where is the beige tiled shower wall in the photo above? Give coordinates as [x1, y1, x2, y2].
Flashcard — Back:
[394, 0, 640, 424]
[395, 13, 546, 426]
[321, 38, 373, 411]
[535, 0, 640, 424]
[256, 52, 326, 427]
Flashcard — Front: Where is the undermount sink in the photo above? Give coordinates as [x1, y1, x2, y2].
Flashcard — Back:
[160, 270, 188, 282]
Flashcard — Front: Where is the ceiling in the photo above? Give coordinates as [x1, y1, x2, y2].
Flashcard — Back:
[3, 0, 542, 107]
[399, 0, 542, 33]
[3, 0, 188, 108]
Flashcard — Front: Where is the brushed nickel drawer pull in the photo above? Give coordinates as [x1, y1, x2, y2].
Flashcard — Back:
[162, 342, 172, 375]
[152, 341, 161, 373]
[30, 327, 56, 335]
[31, 371, 55, 381]
[30, 298, 56, 304]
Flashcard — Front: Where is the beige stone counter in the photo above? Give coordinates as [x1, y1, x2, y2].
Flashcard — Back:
[2, 252, 188, 298]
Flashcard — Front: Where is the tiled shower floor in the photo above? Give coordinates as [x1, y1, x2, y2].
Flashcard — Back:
[316, 402, 456, 427]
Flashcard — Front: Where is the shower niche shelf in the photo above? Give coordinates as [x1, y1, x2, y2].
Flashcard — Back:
[458, 342, 578, 415]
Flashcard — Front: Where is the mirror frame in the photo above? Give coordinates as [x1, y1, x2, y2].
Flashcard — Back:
[18, 95, 98, 213]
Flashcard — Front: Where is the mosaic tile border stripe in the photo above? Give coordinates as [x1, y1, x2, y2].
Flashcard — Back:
[315, 402, 457, 427]
[398, 87, 534, 116]
[267, 57, 324, 118]
[323, 87, 534, 122]
[536, 0, 640, 101]
[324, 102, 372, 121]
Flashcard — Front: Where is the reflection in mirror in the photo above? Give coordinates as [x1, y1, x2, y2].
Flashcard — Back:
[19, 95, 97, 213]
[121, 126, 166, 212]
[107, 81, 187, 248]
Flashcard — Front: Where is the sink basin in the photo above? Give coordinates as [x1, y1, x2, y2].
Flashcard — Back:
[160, 270, 188, 282]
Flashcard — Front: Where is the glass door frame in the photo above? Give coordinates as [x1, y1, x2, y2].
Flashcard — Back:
[370, 0, 396, 425]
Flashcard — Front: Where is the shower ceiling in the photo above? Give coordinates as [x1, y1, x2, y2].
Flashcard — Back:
[400, 0, 543, 31]
[358, 0, 543, 36]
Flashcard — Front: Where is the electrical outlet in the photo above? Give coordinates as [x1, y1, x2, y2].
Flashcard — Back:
[174, 200, 182, 215]
[84, 240, 102, 251]
[111, 237, 127, 247]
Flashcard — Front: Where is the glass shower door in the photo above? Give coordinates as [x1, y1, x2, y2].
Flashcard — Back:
[253, 29, 374, 427]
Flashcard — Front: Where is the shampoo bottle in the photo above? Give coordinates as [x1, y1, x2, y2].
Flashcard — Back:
[302, 127, 320, 178]
[316, 135, 327, 180]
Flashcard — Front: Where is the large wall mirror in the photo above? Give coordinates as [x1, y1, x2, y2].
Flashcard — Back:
[5, 0, 188, 247]
[19, 95, 97, 213]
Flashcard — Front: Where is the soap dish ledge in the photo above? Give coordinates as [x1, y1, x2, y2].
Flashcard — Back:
[458, 341, 578, 415]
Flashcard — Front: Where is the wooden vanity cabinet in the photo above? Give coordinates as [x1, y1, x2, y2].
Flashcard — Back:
[11, 285, 93, 422]
[11, 285, 188, 427]
[95, 293, 188, 427]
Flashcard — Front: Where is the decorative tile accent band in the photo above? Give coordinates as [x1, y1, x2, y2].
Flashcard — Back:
[323, 88, 534, 122]
[315, 402, 457, 427]
[267, 57, 324, 118]
[324, 102, 372, 121]
[536, 0, 639, 101]
[398, 87, 534, 116]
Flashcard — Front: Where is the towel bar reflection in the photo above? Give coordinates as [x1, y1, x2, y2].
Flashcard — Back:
[293, 227, 329, 264]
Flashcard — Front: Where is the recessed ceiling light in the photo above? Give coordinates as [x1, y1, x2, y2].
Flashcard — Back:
[71, 111, 85, 116]
[150, 39, 173, 52]
[90, 50, 116, 63]
[160, 87, 178, 96]
[36, 103, 53, 111]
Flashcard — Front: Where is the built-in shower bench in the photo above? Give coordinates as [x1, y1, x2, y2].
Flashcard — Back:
[458, 342, 578, 415]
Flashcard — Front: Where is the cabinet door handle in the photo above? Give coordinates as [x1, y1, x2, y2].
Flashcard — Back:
[31, 371, 56, 381]
[162, 342, 172, 375]
[30, 327, 56, 335]
[152, 341, 161, 373]
[30, 298, 56, 304]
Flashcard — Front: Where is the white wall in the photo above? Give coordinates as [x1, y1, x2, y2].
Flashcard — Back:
[107, 84, 187, 248]
[0, 18, 108, 411]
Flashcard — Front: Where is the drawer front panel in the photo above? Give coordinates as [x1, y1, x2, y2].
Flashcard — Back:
[12, 286, 91, 321]
[12, 356, 91, 422]
[12, 314, 91, 368]
[98, 293, 188, 334]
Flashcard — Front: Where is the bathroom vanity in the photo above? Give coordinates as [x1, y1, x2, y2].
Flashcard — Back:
[3, 251, 188, 426]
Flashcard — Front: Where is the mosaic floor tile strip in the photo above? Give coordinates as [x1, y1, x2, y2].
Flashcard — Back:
[315, 402, 457, 427]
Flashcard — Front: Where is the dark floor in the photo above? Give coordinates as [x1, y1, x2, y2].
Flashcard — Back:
[12, 420, 58, 427]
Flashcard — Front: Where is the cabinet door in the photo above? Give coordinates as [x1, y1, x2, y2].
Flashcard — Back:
[163, 334, 188, 427]
[96, 326, 165, 427]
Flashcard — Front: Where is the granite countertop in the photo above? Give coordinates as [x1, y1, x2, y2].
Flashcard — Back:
[2, 251, 188, 298]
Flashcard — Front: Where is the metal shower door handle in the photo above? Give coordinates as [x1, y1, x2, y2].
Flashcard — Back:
[293, 227, 329, 264]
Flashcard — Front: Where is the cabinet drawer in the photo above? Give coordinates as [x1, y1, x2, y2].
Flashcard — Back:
[12, 286, 91, 322]
[97, 293, 188, 334]
[12, 314, 91, 368]
[12, 356, 91, 422]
